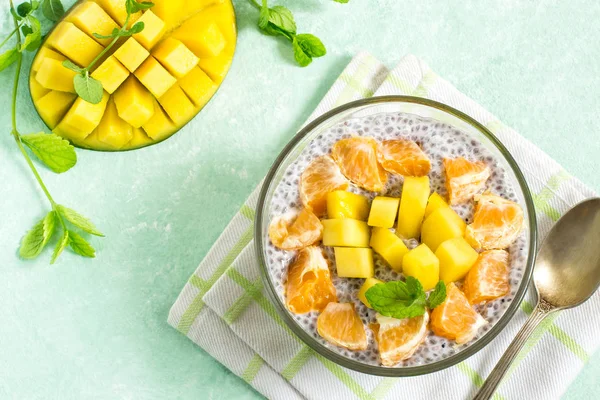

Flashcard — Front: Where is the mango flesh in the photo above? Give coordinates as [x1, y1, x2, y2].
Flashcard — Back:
[435, 237, 479, 284]
[369, 227, 408, 272]
[421, 206, 466, 252]
[358, 277, 383, 308]
[397, 176, 430, 239]
[326, 190, 369, 220]
[322, 219, 370, 248]
[424, 192, 449, 219]
[402, 244, 440, 291]
[334, 247, 374, 278]
[30, 0, 236, 151]
[368, 196, 400, 228]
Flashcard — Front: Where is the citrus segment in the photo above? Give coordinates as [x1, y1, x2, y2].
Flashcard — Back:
[443, 157, 490, 205]
[300, 156, 349, 216]
[465, 193, 524, 250]
[317, 302, 368, 350]
[377, 139, 431, 176]
[331, 137, 388, 192]
[374, 312, 429, 366]
[286, 246, 337, 314]
[464, 250, 510, 304]
[268, 208, 323, 250]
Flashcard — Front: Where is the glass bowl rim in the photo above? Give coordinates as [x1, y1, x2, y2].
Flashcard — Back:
[254, 95, 538, 377]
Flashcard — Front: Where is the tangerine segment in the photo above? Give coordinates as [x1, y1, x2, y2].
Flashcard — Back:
[286, 246, 337, 314]
[317, 302, 368, 350]
[443, 157, 490, 205]
[464, 250, 510, 304]
[430, 282, 487, 344]
[300, 156, 349, 216]
[377, 139, 431, 176]
[268, 208, 323, 250]
[465, 193, 524, 250]
[331, 137, 388, 192]
[374, 312, 428, 366]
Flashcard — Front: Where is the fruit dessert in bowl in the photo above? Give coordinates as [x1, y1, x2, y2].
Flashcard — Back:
[255, 96, 537, 376]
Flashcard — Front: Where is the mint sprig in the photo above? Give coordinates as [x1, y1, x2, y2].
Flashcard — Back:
[428, 281, 447, 309]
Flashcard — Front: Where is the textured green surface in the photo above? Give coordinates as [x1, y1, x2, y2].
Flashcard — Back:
[0, 0, 598, 399]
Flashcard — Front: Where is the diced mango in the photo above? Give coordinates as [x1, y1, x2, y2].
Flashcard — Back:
[322, 219, 370, 247]
[402, 244, 439, 291]
[95, 0, 141, 26]
[34, 91, 77, 129]
[368, 196, 400, 228]
[199, 54, 232, 83]
[113, 38, 149, 72]
[113, 76, 155, 128]
[397, 176, 430, 239]
[29, 75, 50, 100]
[334, 247, 374, 278]
[81, 129, 111, 151]
[126, 128, 154, 149]
[67, 1, 120, 46]
[132, 10, 165, 49]
[421, 207, 466, 252]
[46, 22, 104, 67]
[94, 97, 133, 149]
[178, 66, 217, 107]
[326, 191, 369, 220]
[32, 47, 65, 72]
[172, 21, 226, 58]
[424, 192, 449, 219]
[435, 237, 479, 284]
[157, 85, 196, 126]
[153, 38, 199, 78]
[369, 227, 409, 272]
[53, 92, 109, 141]
[35, 58, 76, 92]
[357, 277, 383, 308]
[134, 56, 177, 97]
[142, 100, 177, 141]
[90, 56, 129, 94]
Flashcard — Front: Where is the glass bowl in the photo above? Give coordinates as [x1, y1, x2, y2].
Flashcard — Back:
[254, 96, 537, 376]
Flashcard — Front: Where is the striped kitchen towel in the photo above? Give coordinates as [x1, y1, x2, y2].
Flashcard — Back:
[168, 52, 598, 400]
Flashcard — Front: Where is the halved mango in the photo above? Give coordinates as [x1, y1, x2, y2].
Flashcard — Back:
[334, 247, 374, 278]
[35, 58, 76, 92]
[402, 244, 439, 291]
[397, 176, 430, 239]
[326, 190, 369, 220]
[54, 92, 110, 141]
[34, 91, 77, 129]
[421, 207, 466, 252]
[322, 219, 370, 247]
[90, 56, 129, 94]
[46, 22, 104, 67]
[67, 1, 120, 46]
[369, 227, 409, 272]
[113, 76, 155, 128]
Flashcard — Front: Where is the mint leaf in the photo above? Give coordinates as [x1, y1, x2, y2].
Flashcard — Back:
[19, 15, 41, 52]
[365, 279, 427, 319]
[21, 132, 77, 173]
[57, 205, 104, 236]
[73, 73, 104, 104]
[62, 60, 83, 73]
[126, 0, 154, 14]
[127, 21, 145, 35]
[258, 3, 296, 37]
[295, 34, 326, 58]
[19, 211, 56, 258]
[0, 49, 19, 72]
[428, 281, 447, 309]
[68, 231, 96, 258]
[93, 27, 121, 40]
[292, 36, 312, 67]
[51, 229, 69, 264]
[16, 2, 32, 17]
[334, 0, 350, 3]
[41, 0, 64, 22]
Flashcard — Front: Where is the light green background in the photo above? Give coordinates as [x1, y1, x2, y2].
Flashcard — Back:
[1, 0, 598, 399]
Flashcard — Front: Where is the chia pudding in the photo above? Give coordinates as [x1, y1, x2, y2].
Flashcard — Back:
[265, 111, 528, 367]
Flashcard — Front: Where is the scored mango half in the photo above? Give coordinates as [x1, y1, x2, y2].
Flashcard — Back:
[29, 0, 236, 151]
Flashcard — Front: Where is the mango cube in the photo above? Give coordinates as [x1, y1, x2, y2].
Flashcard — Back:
[334, 247, 374, 278]
[358, 277, 383, 308]
[113, 38, 149, 72]
[322, 219, 370, 247]
[132, 10, 165, 49]
[402, 244, 440, 291]
[113, 76, 155, 128]
[94, 98, 133, 149]
[397, 176, 430, 239]
[35, 58, 76, 92]
[326, 191, 369, 220]
[46, 22, 104, 67]
[134, 56, 177, 97]
[34, 91, 77, 129]
[424, 192, 449, 219]
[173, 21, 226, 58]
[67, 1, 120, 46]
[157, 85, 196, 126]
[142, 100, 177, 141]
[95, 0, 140, 26]
[29, 76, 50, 100]
[199, 54, 232, 83]
[421, 207, 466, 252]
[153, 38, 199, 78]
[53, 92, 109, 141]
[126, 128, 154, 149]
[369, 227, 409, 272]
[179, 66, 217, 107]
[435, 237, 479, 284]
[32, 47, 65, 72]
[368, 196, 400, 228]
[90, 56, 129, 94]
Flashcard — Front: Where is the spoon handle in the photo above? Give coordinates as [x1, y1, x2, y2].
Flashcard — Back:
[473, 299, 556, 400]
